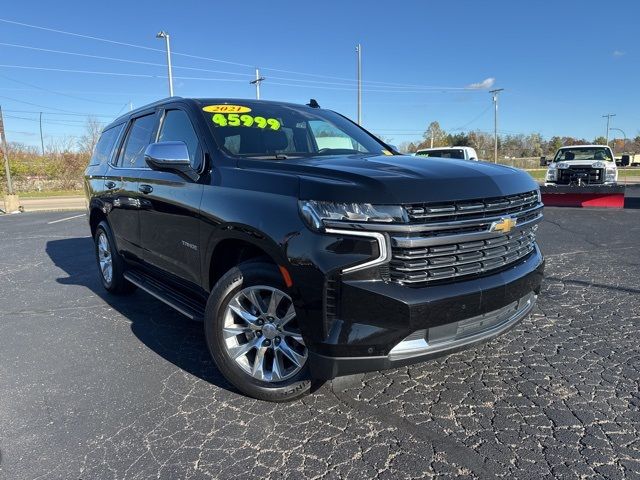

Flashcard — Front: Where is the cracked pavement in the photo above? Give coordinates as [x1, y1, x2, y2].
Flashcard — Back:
[0, 206, 639, 479]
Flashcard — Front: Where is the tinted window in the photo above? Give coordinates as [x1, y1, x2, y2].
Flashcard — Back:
[90, 124, 123, 166]
[416, 149, 465, 159]
[158, 109, 201, 170]
[201, 101, 388, 159]
[118, 114, 157, 168]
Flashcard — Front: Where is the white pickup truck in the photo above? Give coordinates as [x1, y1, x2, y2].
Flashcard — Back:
[544, 145, 618, 186]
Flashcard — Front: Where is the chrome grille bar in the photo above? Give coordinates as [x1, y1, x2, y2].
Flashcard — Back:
[405, 190, 539, 222]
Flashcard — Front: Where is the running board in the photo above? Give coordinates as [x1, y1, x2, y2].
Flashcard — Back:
[124, 270, 205, 322]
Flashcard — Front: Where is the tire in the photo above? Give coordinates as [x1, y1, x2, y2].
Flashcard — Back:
[94, 220, 136, 294]
[205, 262, 311, 402]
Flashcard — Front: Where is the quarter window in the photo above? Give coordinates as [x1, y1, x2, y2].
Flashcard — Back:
[158, 109, 202, 171]
[90, 124, 124, 166]
[118, 114, 157, 168]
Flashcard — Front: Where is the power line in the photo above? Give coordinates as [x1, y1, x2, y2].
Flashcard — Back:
[0, 73, 122, 106]
[0, 93, 116, 114]
[0, 17, 485, 92]
[0, 43, 487, 92]
[0, 63, 487, 94]
[1, 109, 115, 118]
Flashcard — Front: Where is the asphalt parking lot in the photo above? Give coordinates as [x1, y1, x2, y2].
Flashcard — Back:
[1, 205, 639, 479]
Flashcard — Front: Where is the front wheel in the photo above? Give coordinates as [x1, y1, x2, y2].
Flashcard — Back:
[205, 262, 310, 402]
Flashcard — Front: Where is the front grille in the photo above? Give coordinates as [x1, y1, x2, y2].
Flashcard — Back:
[557, 167, 604, 185]
[384, 191, 543, 286]
[390, 225, 537, 285]
[405, 190, 539, 223]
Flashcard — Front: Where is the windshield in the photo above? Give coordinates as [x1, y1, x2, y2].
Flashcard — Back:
[199, 101, 390, 159]
[554, 147, 613, 162]
[415, 149, 465, 159]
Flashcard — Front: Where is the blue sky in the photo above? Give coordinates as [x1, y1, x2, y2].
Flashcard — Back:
[0, 0, 638, 149]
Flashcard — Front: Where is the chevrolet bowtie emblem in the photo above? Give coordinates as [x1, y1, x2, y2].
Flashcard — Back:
[490, 216, 517, 234]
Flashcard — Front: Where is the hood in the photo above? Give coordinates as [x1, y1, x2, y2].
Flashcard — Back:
[238, 154, 538, 204]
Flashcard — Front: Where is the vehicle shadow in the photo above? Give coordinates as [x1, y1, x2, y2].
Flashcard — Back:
[45, 237, 236, 394]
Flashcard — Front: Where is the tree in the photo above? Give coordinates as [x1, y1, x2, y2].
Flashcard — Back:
[77, 116, 104, 156]
[547, 136, 564, 155]
[447, 132, 471, 147]
[420, 121, 448, 149]
[593, 136, 607, 145]
[398, 141, 418, 153]
[467, 130, 493, 159]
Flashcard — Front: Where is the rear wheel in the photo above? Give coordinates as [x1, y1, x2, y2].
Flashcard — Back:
[205, 262, 310, 402]
[94, 221, 136, 294]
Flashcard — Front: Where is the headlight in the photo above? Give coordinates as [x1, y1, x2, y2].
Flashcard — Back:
[299, 200, 407, 230]
[593, 161, 605, 168]
[556, 162, 569, 169]
[546, 168, 557, 181]
[536, 187, 542, 203]
[605, 168, 616, 181]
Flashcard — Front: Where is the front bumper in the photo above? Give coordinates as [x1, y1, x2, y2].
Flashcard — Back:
[308, 245, 544, 379]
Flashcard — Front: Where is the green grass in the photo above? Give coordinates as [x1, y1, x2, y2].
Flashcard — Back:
[16, 189, 83, 198]
[524, 169, 546, 180]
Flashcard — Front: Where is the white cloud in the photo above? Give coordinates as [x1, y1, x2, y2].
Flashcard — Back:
[612, 50, 626, 57]
[467, 77, 496, 90]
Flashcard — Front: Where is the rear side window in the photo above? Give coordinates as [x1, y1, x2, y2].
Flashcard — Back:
[416, 149, 465, 159]
[89, 124, 123, 166]
[118, 114, 157, 168]
[158, 109, 202, 171]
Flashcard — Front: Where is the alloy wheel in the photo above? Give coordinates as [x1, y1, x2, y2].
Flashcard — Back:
[222, 286, 307, 382]
[97, 232, 113, 284]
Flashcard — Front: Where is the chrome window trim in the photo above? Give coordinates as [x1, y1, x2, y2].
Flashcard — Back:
[325, 228, 390, 274]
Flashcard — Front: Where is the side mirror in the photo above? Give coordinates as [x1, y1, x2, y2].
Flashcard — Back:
[145, 141, 193, 176]
[539, 156, 548, 167]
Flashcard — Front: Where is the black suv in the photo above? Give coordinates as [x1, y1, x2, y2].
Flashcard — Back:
[84, 97, 544, 402]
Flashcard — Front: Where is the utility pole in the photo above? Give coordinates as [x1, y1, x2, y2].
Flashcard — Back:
[489, 88, 504, 163]
[356, 43, 362, 125]
[39, 112, 45, 156]
[156, 31, 174, 97]
[1, 106, 15, 196]
[602, 113, 616, 144]
[249, 68, 265, 100]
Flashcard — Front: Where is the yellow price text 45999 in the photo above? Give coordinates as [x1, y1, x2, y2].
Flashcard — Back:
[212, 113, 281, 131]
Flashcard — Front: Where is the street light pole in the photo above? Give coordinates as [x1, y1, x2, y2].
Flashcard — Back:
[39, 111, 45, 156]
[602, 113, 616, 144]
[489, 88, 504, 163]
[156, 31, 174, 97]
[608, 127, 627, 151]
[356, 43, 362, 125]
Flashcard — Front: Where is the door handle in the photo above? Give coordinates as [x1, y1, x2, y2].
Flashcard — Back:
[105, 181, 117, 190]
[138, 184, 153, 194]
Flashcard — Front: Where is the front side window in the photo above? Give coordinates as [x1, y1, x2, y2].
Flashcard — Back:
[118, 114, 157, 168]
[90, 124, 124, 166]
[200, 102, 389, 159]
[158, 109, 202, 171]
